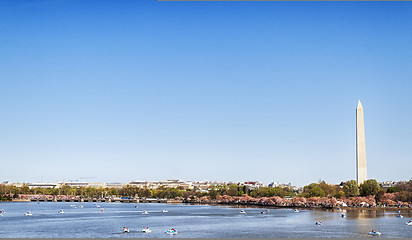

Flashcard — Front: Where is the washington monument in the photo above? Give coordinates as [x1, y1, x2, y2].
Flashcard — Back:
[356, 100, 367, 184]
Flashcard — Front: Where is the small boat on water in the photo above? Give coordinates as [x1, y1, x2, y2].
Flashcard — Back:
[406, 221, 412, 226]
[70, 204, 76, 208]
[396, 215, 404, 218]
[369, 230, 381, 236]
[165, 229, 177, 235]
[294, 209, 299, 213]
[100, 208, 104, 212]
[162, 209, 168, 213]
[142, 210, 148, 215]
[395, 210, 400, 213]
[261, 211, 266, 214]
[96, 205, 100, 208]
[315, 221, 322, 226]
[142, 228, 152, 233]
[79, 205, 83, 208]
[337, 207, 341, 210]
[24, 211, 32, 216]
[123, 227, 129, 233]
[0, 209, 5, 216]
[58, 209, 64, 214]
[341, 213, 346, 218]
[240, 210, 246, 214]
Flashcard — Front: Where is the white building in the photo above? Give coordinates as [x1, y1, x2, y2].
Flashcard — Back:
[242, 181, 265, 190]
[28, 182, 60, 189]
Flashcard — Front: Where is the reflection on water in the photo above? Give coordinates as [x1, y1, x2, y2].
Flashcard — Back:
[345, 209, 412, 219]
[0, 202, 411, 238]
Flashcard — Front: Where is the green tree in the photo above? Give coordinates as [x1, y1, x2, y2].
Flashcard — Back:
[107, 188, 119, 196]
[20, 184, 30, 194]
[386, 187, 397, 193]
[343, 180, 359, 197]
[302, 183, 325, 197]
[227, 184, 240, 196]
[76, 186, 87, 197]
[208, 187, 219, 199]
[60, 185, 76, 196]
[395, 191, 412, 202]
[335, 190, 345, 199]
[309, 186, 325, 197]
[359, 179, 380, 196]
[249, 187, 266, 198]
[119, 185, 139, 197]
[319, 181, 338, 197]
[393, 180, 412, 202]
[375, 189, 385, 202]
[260, 186, 295, 198]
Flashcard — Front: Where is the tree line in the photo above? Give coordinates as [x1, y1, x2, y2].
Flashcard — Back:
[1, 180, 411, 202]
[0, 183, 296, 200]
[300, 179, 412, 203]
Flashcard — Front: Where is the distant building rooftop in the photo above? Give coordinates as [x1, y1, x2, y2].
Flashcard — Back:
[28, 182, 59, 189]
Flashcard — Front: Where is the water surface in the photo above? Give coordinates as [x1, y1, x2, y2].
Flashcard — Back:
[0, 202, 411, 238]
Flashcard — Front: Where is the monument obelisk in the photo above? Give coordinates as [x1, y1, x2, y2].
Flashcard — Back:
[356, 100, 367, 184]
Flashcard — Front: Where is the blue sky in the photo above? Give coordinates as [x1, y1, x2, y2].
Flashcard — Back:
[1, 1, 411, 186]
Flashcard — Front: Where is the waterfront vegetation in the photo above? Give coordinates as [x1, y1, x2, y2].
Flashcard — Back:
[1, 180, 411, 207]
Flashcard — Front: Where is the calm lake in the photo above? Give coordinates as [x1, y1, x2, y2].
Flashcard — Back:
[0, 202, 411, 238]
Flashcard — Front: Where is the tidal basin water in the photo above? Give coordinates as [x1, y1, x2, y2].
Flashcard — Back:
[0, 202, 411, 238]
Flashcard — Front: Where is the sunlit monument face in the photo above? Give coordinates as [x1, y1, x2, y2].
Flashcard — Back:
[356, 100, 367, 184]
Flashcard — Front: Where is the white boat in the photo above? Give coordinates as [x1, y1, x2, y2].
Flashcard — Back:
[165, 229, 177, 235]
[79, 205, 83, 208]
[96, 205, 100, 208]
[142, 210, 148, 215]
[341, 213, 346, 218]
[25, 211, 32, 216]
[294, 209, 299, 213]
[315, 221, 322, 226]
[240, 210, 246, 214]
[369, 231, 381, 236]
[58, 209, 64, 214]
[142, 228, 152, 233]
[70, 204, 76, 208]
[123, 227, 129, 233]
[162, 209, 168, 213]
[396, 215, 404, 218]
[406, 221, 412, 226]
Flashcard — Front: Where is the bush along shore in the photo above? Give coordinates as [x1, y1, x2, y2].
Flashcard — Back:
[1, 179, 411, 209]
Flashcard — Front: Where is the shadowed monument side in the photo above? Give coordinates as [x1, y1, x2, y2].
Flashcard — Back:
[356, 100, 367, 184]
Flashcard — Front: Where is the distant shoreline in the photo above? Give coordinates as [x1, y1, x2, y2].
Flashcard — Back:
[1, 199, 411, 212]
[182, 201, 412, 212]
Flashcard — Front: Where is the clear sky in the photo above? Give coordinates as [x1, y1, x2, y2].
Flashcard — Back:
[1, 1, 411, 187]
